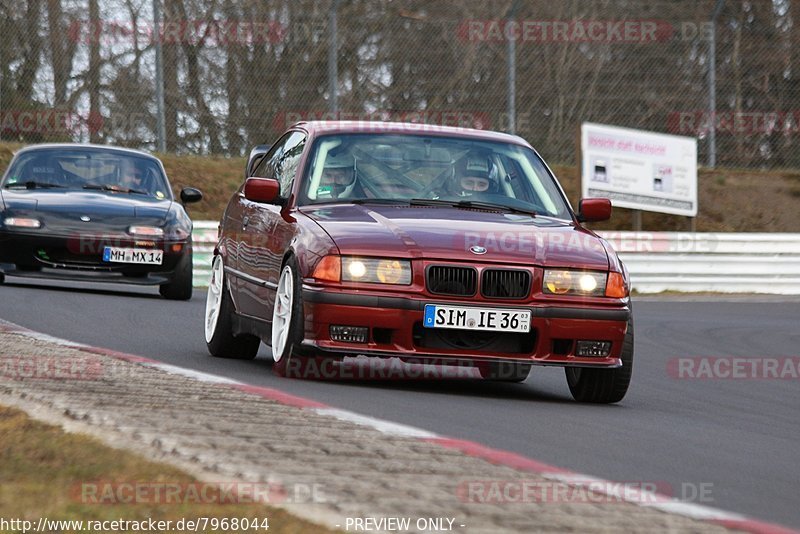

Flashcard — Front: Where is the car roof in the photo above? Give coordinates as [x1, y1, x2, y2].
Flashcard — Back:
[13, 143, 161, 162]
[291, 121, 532, 148]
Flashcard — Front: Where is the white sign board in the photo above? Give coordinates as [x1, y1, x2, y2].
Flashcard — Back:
[581, 123, 698, 217]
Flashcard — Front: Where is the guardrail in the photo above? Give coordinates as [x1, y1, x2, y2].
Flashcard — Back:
[192, 221, 218, 287]
[598, 232, 800, 295]
[191, 222, 800, 294]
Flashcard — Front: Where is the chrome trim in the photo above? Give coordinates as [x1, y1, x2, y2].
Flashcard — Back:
[224, 265, 278, 289]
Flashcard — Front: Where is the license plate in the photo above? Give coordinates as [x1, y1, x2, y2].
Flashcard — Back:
[423, 304, 531, 333]
[102, 246, 163, 265]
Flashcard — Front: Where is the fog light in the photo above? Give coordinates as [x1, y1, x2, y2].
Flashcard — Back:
[575, 340, 612, 357]
[330, 325, 368, 343]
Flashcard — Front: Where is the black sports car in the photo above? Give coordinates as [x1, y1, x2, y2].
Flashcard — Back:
[0, 144, 202, 299]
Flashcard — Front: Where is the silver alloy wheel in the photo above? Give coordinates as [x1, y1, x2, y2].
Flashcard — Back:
[272, 265, 294, 362]
[204, 256, 224, 343]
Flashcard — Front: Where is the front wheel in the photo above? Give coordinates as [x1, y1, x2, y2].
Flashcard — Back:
[271, 257, 316, 378]
[160, 248, 193, 300]
[565, 315, 634, 404]
[205, 255, 260, 360]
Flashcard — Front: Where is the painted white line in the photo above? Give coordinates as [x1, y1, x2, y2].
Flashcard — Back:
[543, 472, 667, 503]
[146, 362, 244, 385]
[641, 500, 746, 521]
[544, 470, 746, 522]
[15, 329, 90, 348]
[314, 407, 439, 439]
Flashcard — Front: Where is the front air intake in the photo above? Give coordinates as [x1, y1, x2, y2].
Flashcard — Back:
[426, 265, 477, 296]
[481, 269, 531, 299]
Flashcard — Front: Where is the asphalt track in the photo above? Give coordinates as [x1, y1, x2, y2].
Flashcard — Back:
[1, 277, 799, 529]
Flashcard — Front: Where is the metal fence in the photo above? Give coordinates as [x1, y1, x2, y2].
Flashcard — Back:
[2, 0, 800, 169]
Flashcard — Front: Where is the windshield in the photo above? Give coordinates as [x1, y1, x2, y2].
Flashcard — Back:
[299, 134, 571, 218]
[2, 148, 171, 199]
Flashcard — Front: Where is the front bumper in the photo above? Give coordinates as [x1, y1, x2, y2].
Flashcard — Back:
[0, 230, 188, 285]
[301, 286, 630, 368]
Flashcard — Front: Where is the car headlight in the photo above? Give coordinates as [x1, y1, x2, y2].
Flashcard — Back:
[128, 226, 164, 237]
[3, 217, 42, 229]
[342, 257, 412, 285]
[543, 270, 608, 297]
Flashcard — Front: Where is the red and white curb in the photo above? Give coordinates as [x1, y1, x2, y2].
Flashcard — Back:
[0, 319, 796, 534]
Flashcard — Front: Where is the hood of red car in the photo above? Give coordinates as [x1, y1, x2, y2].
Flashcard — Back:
[301, 203, 610, 270]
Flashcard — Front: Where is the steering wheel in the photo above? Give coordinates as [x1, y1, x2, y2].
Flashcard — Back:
[416, 167, 455, 199]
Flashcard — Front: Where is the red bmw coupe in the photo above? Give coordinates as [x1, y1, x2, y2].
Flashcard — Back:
[205, 121, 633, 403]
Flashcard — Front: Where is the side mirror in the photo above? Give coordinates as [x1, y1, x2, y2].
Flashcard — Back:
[577, 198, 612, 223]
[246, 144, 270, 178]
[180, 187, 203, 204]
[244, 177, 280, 203]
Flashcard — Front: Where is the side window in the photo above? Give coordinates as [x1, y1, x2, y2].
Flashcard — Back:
[275, 132, 306, 198]
[252, 133, 291, 179]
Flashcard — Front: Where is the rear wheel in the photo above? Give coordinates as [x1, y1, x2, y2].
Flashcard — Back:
[160, 247, 193, 300]
[205, 255, 260, 360]
[565, 315, 634, 404]
[478, 362, 531, 382]
[271, 257, 316, 378]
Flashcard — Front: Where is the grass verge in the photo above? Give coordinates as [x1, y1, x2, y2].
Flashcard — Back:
[0, 404, 333, 533]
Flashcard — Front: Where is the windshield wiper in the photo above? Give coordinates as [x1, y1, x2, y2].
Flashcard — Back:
[4, 181, 64, 189]
[83, 184, 149, 196]
[409, 198, 536, 217]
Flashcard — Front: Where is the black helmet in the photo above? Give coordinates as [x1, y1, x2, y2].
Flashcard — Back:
[453, 152, 498, 196]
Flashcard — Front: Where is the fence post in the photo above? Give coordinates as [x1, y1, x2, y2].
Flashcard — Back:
[328, 0, 340, 115]
[707, 0, 725, 168]
[153, 0, 166, 152]
[506, 1, 518, 135]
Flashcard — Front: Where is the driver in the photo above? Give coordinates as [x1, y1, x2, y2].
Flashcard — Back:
[450, 153, 499, 197]
[120, 160, 145, 190]
[319, 152, 359, 199]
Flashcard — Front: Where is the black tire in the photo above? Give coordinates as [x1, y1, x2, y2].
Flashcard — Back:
[205, 258, 260, 360]
[478, 362, 531, 382]
[565, 315, 634, 404]
[272, 256, 315, 378]
[160, 249, 193, 300]
[0, 272, 5, 284]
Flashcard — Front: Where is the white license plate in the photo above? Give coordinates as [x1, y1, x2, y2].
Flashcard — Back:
[423, 304, 531, 333]
[102, 246, 163, 265]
